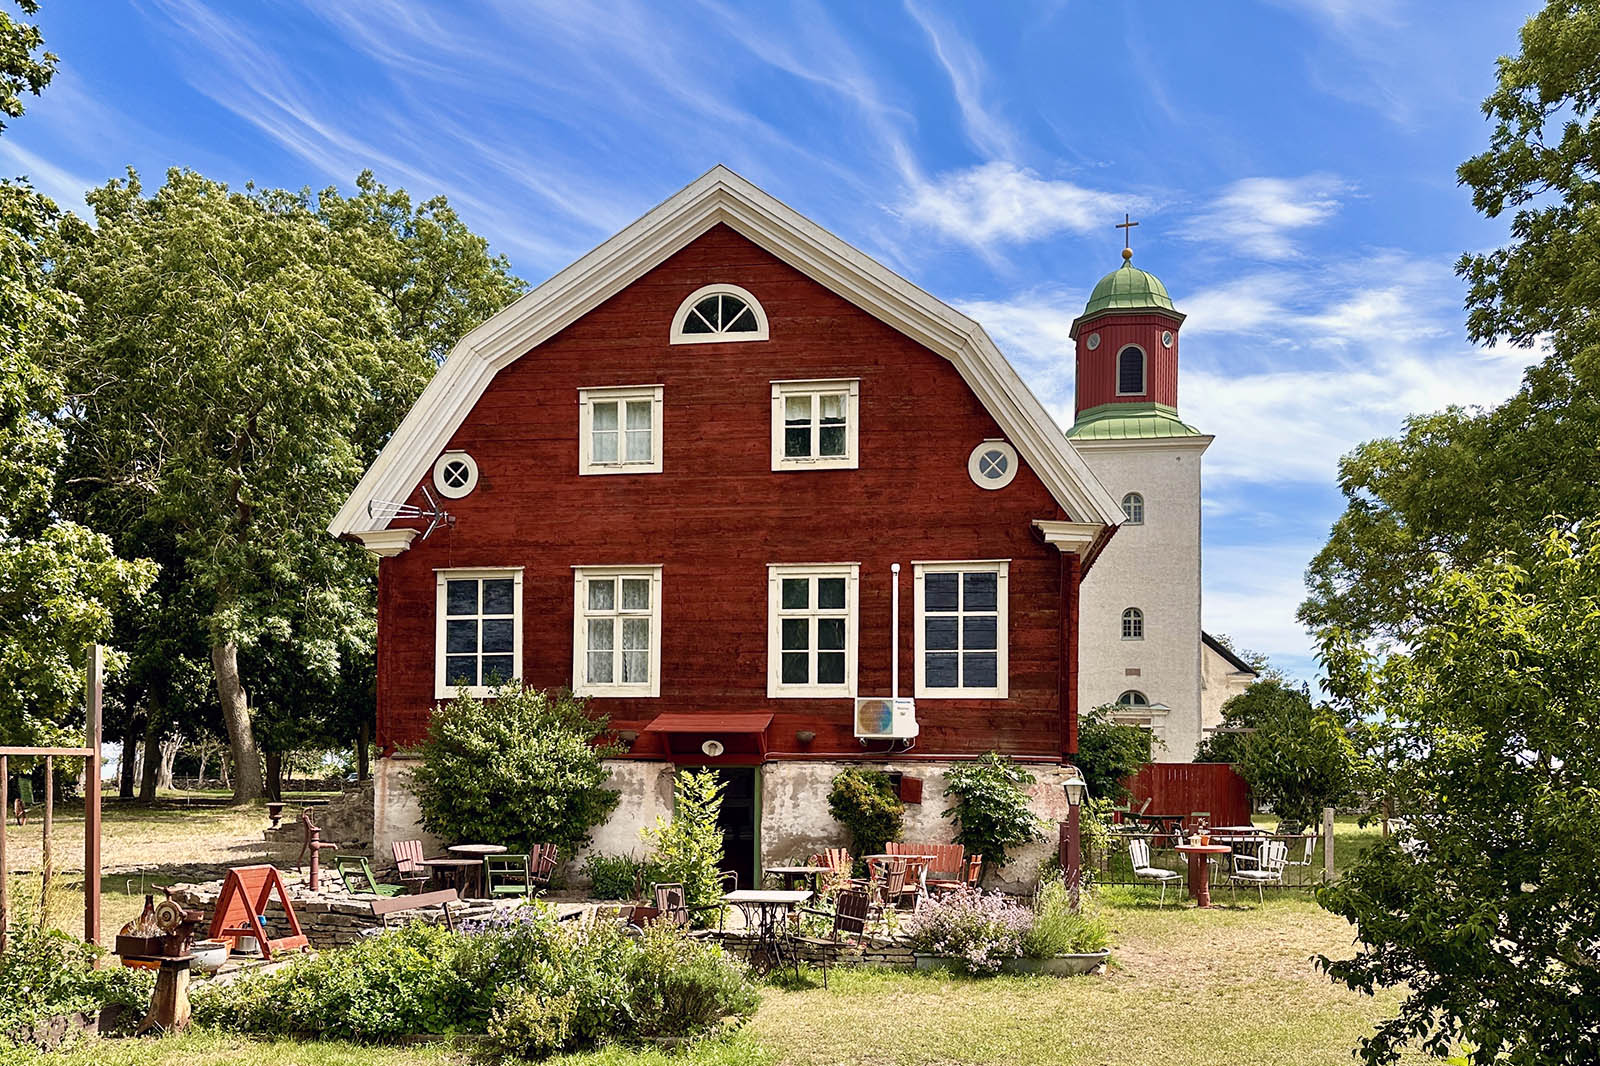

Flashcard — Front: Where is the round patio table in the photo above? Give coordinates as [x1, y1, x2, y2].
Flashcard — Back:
[420, 856, 482, 898]
[764, 865, 828, 893]
[724, 889, 811, 974]
[1174, 844, 1231, 907]
[447, 844, 507, 857]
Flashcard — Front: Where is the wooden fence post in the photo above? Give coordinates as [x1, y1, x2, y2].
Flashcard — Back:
[85, 645, 103, 946]
[41, 756, 53, 927]
[1, 753, 8, 953]
[1322, 806, 1336, 882]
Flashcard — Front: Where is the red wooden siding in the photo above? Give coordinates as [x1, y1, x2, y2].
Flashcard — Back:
[1123, 762, 1251, 827]
[374, 224, 1077, 759]
[1072, 312, 1181, 415]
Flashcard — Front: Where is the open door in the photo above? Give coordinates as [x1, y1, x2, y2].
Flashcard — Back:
[712, 767, 757, 890]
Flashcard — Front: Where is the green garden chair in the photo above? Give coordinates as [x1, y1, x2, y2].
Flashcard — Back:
[333, 853, 403, 897]
[484, 853, 536, 899]
[11, 775, 34, 826]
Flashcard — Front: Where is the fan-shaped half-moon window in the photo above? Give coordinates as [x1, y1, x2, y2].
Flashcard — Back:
[1118, 689, 1148, 706]
[671, 284, 770, 344]
[1117, 345, 1146, 395]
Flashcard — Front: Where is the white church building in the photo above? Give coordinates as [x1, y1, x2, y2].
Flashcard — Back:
[1066, 245, 1257, 761]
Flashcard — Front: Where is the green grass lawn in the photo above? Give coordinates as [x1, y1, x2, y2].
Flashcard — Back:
[17, 814, 1431, 1065]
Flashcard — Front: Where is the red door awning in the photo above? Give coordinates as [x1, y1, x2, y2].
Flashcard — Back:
[641, 713, 774, 763]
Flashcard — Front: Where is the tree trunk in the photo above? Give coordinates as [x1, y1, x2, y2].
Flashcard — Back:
[211, 642, 263, 803]
[138, 715, 161, 802]
[264, 751, 283, 804]
[118, 715, 141, 800]
[194, 746, 209, 790]
[357, 718, 370, 781]
[158, 736, 180, 792]
[219, 754, 230, 791]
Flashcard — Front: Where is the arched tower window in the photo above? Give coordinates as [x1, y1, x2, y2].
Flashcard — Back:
[1117, 689, 1148, 706]
[1117, 345, 1145, 395]
[1121, 607, 1144, 640]
[1121, 492, 1144, 524]
[671, 283, 769, 344]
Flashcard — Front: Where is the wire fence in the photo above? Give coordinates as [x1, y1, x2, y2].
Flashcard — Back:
[1095, 826, 1330, 891]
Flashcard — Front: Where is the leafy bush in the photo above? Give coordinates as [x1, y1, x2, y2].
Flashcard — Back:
[196, 906, 758, 1059]
[640, 768, 726, 924]
[1233, 691, 1359, 833]
[902, 890, 1032, 975]
[827, 768, 903, 858]
[580, 852, 648, 900]
[1076, 704, 1155, 804]
[411, 684, 621, 856]
[942, 752, 1043, 874]
[0, 894, 152, 1046]
[1021, 881, 1110, 959]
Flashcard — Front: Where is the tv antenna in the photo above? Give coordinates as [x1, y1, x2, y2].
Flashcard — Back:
[366, 484, 455, 540]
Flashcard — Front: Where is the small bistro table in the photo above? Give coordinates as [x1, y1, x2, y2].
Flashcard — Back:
[1174, 843, 1232, 907]
[724, 889, 811, 973]
[764, 865, 829, 894]
[420, 856, 483, 898]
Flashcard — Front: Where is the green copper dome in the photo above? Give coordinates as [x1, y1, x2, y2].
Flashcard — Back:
[1082, 258, 1176, 317]
[1067, 403, 1204, 440]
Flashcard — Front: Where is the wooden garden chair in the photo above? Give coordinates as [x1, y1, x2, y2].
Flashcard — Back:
[11, 776, 33, 826]
[792, 888, 870, 987]
[334, 854, 403, 897]
[814, 847, 853, 893]
[391, 839, 430, 894]
[651, 881, 720, 936]
[484, 853, 537, 898]
[528, 843, 559, 892]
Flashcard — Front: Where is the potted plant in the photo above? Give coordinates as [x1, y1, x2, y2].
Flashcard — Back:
[1003, 880, 1111, 976]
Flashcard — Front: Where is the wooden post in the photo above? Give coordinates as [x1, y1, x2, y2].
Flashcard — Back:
[1322, 806, 1336, 883]
[85, 645, 103, 946]
[1, 753, 9, 953]
[40, 756, 53, 927]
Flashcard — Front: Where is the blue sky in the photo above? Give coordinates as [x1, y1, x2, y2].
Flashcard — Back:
[6, 1, 1544, 681]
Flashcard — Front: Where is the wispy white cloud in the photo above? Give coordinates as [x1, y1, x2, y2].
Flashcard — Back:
[901, 162, 1142, 247]
[902, 0, 1017, 159]
[0, 140, 96, 213]
[1183, 175, 1350, 259]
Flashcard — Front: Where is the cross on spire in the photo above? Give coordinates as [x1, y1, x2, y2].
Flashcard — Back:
[1116, 213, 1139, 262]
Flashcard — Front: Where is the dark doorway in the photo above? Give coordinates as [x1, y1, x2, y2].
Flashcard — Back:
[712, 767, 758, 890]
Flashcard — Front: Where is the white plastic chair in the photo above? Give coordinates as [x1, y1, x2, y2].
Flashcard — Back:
[1129, 838, 1183, 908]
[1283, 833, 1317, 881]
[1229, 839, 1289, 905]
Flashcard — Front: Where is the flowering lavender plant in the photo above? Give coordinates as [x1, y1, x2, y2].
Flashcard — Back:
[902, 889, 1033, 975]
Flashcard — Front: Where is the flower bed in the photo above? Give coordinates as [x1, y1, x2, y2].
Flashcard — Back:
[903, 882, 1112, 976]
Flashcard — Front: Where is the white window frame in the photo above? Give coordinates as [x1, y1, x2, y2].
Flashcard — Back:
[967, 440, 1019, 490]
[770, 379, 860, 471]
[1111, 698, 1167, 742]
[572, 566, 662, 697]
[1121, 492, 1145, 525]
[1117, 689, 1149, 706]
[766, 563, 859, 698]
[1122, 607, 1145, 640]
[433, 451, 479, 499]
[1116, 345, 1147, 396]
[435, 568, 523, 699]
[578, 385, 664, 475]
[670, 283, 770, 344]
[913, 561, 1009, 699]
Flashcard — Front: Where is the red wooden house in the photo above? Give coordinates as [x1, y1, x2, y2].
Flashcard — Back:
[330, 167, 1126, 886]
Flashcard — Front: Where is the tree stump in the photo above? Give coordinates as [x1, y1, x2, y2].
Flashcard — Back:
[134, 957, 193, 1036]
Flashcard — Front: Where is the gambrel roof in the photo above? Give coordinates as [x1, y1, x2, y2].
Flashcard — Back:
[328, 165, 1125, 541]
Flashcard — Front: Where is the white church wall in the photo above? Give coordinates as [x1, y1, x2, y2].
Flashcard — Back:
[1075, 437, 1209, 762]
[1200, 640, 1257, 738]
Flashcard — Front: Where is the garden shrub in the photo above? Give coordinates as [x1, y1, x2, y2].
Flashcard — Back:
[0, 894, 152, 1047]
[902, 890, 1032, 975]
[639, 768, 726, 924]
[1021, 881, 1110, 959]
[411, 683, 621, 856]
[623, 920, 759, 1038]
[942, 752, 1044, 874]
[580, 852, 647, 900]
[1075, 704, 1155, 804]
[827, 767, 903, 858]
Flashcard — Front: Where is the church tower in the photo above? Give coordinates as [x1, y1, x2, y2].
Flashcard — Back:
[1068, 237, 1215, 761]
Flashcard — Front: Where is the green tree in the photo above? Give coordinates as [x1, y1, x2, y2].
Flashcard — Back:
[1232, 689, 1359, 834]
[411, 685, 621, 857]
[1194, 678, 1311, 765]
[640, 769, 726, 925]
[0, 3, 154, 750]
[51, 169, 521, 800]
[1317, 527, 1600, 1066]
[1074, 704, 1153, 805]
[941, 752, 1043, 874]
[826, 768, 903, 858]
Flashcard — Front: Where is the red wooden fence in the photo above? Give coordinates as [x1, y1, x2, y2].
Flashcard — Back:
[1122, 762, 1251, 827]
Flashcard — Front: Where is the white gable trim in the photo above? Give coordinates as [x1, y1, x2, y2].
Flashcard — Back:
[329, 165, 1124, 541]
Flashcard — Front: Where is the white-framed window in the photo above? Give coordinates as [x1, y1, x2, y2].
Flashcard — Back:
[913, 561, 1009, 698]
[435, 569, 522, 698]
[767, 564, 859, 697]
[1122, 607, 1144, 640]
[1117, 345, 1146, 395]
[433, 451, 479, 499]
[578, 385, 663, 475]
[968, 440, 1019, 490]
[1111, 694, 1166, 742]
[670, 283, 769, 344]
[1117, 689, 1148, 706]
[572, 566, 662, 697]
[1121, 492, 1144, 524]
[770, 379, 859, 470]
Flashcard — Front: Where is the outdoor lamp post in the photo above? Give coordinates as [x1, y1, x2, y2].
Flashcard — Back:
[1061, 767, 1088, 909]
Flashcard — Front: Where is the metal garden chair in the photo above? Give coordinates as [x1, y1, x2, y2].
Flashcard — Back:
[1228, 839, 1290, 905]
[793, 888, 870, 987]
[1129, 838, 1183, 908]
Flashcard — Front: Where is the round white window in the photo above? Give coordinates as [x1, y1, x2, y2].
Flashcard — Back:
[432, 451, 479, 499]
[1161, 330, 1174, 349]
[1085, 332, 1101, 351]
[968, 440, 1019, 490]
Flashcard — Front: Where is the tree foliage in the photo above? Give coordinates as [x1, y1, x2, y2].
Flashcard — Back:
[1195, 677, 1313, 765]
[639, 768, 726, 925]
[1074, 704, 1153, 805]
[1231, 687, 1359, 834]
[826, 768, 903, 858]
[1317, 527, 1600, 1066]
[411, 685, 621, 857]
[941, 752, 1043, 873]
[0, 1, 54, 134]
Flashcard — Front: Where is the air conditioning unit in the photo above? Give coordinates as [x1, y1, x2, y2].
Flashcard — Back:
[854, 697, 919, 740]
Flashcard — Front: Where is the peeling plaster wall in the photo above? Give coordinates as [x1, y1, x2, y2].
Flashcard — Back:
[576, 759, 677, 863]
[372, 754, 445, 868]
[761, 759, 1075, 892]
